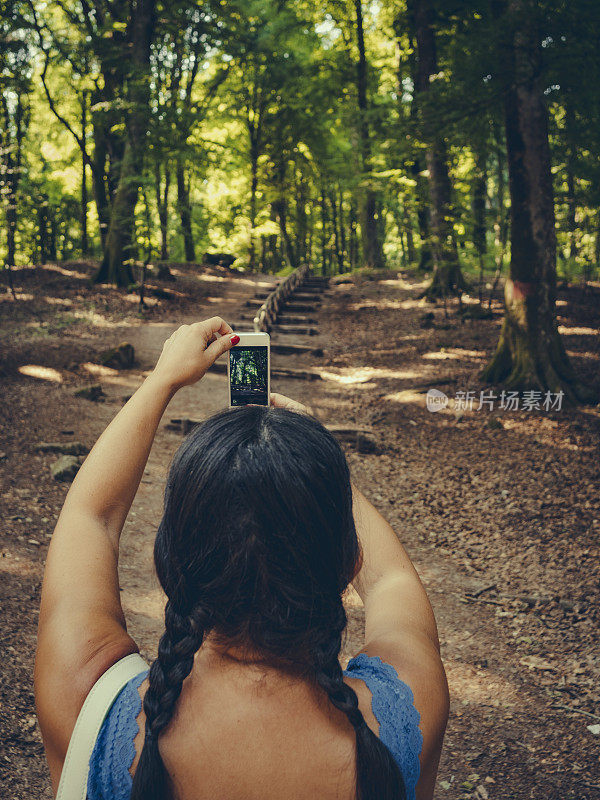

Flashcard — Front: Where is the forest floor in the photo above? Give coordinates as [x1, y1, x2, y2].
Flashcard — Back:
[1, 261, 600, 800]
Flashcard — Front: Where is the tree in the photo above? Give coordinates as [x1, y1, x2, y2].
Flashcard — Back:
[32, 0, 141, 279]
[96, 0, 157, 284]
[0, 0, 32, 293]
[150, 6, 228, 264]
[408, 0, 467, 298]
[354, 0, 385, 269]
[481, 0, 592, 402]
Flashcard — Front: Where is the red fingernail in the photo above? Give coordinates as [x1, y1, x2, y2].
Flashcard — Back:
[230, 335, 240, 345]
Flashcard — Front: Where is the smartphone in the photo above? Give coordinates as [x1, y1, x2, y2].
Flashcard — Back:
[228, 332, 270, 407]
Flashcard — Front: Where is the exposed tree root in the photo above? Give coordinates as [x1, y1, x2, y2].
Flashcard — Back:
[481, 315, 597, 404]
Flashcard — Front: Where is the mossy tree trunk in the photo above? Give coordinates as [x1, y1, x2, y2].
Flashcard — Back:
[94, 141, 137, 285]
[481, 0, 593, 403]
[410, 0, 467, 298]
[94, 0, 156, 286]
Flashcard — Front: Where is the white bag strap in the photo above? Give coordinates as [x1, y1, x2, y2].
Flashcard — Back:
[56, 652, 150, 800]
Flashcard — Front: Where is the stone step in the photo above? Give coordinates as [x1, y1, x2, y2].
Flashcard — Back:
[271, 342, 324, 356]
[282, 303, 319, 313]
[246, 297, 322, 308]
[277, 315, 317, 325]
[238, 313, 317, 325]
[272, 324, 318, 336]
[253, 291, 323, 303]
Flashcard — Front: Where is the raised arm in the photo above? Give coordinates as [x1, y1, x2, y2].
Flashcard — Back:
[35, 318, 238, 793]
[351, 485, 449, 800]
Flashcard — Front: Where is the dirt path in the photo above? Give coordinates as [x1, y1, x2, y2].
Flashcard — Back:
[119, 273, 600, 799]
[1, 266, 599, 799]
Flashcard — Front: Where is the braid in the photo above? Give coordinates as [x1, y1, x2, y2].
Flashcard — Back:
[314, 602, 406, 800]
[130, 600, 207, 800]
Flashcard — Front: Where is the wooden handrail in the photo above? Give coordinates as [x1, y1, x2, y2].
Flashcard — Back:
[253, 263, 311, 332]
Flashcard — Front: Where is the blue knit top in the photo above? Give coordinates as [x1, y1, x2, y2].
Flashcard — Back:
[87, 653, 423, 799]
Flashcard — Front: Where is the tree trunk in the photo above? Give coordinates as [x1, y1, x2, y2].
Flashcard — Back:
[260, 235, 268, 272]
[338, 186, 347, 272]
[155, 161, 170, 261]
[307, 214, 313, 265]
[354, 0, 384, 269]
[38, 200, 48, 265]
[94, 0, 156, 285]
[48, 210, 57, 261]
[4, 157, 17, 271]
[295, 172, 308, 265]
[329, 192, 344, 274]
[481, 0, 592, 402]
[176, 158, 195, 262]
[269, 205, 279, 272]
[595, 215, 600, 268]
[273, 161, 296, 269]
[472, 148, 488, 299]
[249, 138, 259, 270]
[565, 103, 578, 261]
[275, 196, 296, 270]
[404, 203, 416, 263]
[91, 109, 110, 250]
[5, 191, 16, 269]
[1, 92, 24, 280]
[402, 29, 433, 271]
[404, 31, 433, 271]
[349, 202, 358, 270]
[320, 190, 329, 275]
[410, 0, 466, 297]
[80, 92, 89, 255]
[488, 123, 509, 306]
[95, 141, 137, 285]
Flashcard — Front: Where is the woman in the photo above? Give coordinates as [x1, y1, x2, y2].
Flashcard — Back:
[35, 316, 449, 800]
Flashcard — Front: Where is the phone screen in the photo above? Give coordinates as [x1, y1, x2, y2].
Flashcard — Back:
[229, 346, 269, 406]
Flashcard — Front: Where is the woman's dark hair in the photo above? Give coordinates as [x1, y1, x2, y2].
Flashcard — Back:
[130, 405, 406, 800]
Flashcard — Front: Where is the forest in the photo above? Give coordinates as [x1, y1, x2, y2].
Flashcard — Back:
[1, 2, 600, 799]
[2, 0, 600, 398]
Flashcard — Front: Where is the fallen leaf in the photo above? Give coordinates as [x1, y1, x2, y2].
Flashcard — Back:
[587, 724, 600, 735]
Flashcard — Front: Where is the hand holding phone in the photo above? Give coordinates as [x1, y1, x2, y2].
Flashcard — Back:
[153, 317, 237, 392]
[228, 332, 270, 406]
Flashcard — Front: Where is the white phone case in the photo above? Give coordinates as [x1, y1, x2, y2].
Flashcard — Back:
[228, 331, 270, 407]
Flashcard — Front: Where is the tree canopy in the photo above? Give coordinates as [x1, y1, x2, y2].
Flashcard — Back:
[2, 0, 600, 396]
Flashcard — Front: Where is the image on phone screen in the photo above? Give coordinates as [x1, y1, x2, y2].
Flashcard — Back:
[229, 346, 269, 406]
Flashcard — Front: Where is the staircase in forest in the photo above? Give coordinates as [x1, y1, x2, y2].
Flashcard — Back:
[170, 268, 376, 451]
[240, 269, 329, 377]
